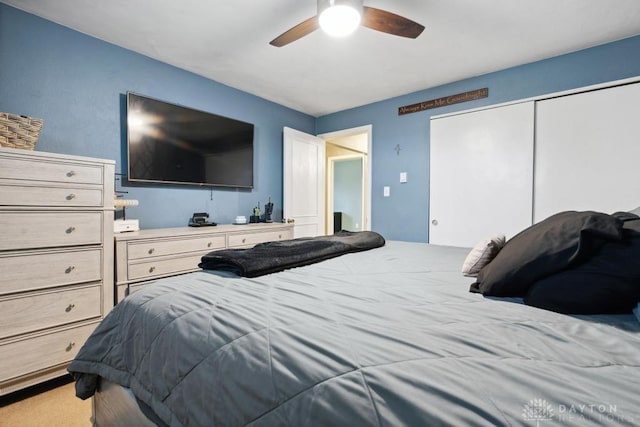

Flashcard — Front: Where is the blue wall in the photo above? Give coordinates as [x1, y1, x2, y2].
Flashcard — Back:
[2, 4, 640, 240]
[317, 35, 640, 242]
[0, 4, 315, 227]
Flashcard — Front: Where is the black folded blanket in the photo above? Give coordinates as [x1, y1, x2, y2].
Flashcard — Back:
[199, 230, 386, 277]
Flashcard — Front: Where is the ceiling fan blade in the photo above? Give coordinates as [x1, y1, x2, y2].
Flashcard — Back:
[361, 6, 425, 39]
[270, 16, 319, 47]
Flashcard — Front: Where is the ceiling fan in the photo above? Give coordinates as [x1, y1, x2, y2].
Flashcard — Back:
[270, 0, 425, 47]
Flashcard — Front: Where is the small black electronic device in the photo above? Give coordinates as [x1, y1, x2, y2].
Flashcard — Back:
[264, 197, 274, 223]
[189, 212, 216, 227]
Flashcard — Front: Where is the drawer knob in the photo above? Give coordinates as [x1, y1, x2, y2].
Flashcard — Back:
[148, 248, 155, 254]
[279, 234, 282, 239]
[207, 242, 212, 247]
[66, 342, 76, 352]
[66, 193, 76, 200]
[65, 266, 75, 274]
[149, 266, 156, 273]
[242, 238, 246, 243]
[66, 171, 76, 177]
[66, 226, 76, 234]
[65, 303, 75, 312]
[431, 219, 438, 226]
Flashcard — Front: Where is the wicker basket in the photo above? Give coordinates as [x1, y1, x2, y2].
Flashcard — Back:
[0, 112, 44, 150]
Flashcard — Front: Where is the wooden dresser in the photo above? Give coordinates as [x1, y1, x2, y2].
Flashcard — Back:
[0, 147, 114, 395]
[114, 223, 293, 302]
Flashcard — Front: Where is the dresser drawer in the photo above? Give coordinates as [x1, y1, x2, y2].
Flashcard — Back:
[128, 254, 203, 281]
[0, 156, 103, 185]
[0, 322, 97, 382]
[228, 229, 293, 247]
[0, 249, 102, 295]
[0, 286, 101, 339]
[0, 212, 102, 250]
[127, 280, 158, 298]
[128, 235, 226, 260]
[0, 184, 103, 207]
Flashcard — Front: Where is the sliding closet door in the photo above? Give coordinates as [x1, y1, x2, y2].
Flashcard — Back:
[534, 82, 640, 222]
[429, 102, 534, 247]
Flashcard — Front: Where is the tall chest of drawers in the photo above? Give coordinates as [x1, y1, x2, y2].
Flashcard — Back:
[0, 147, 114, 395]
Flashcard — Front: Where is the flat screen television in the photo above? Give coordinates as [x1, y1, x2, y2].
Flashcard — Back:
[126, 92, 254, 188]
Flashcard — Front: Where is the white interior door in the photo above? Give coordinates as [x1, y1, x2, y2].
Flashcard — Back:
[283, 127, 326, 238]
[429, 101, 535, 247]
[534, 82, 640, 222]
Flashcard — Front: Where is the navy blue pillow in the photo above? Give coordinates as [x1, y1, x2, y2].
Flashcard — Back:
[524, 215, 640, 314]
[524, 269, 639, 314]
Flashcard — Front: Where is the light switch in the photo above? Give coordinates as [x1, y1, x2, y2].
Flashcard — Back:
[383, 186, 390, 197]
[400, 172, 407, 183]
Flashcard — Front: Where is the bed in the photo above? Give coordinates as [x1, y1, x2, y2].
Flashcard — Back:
[69, 221, 640, 426]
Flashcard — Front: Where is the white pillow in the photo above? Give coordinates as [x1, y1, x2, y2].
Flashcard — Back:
[462, 234, 506, 277]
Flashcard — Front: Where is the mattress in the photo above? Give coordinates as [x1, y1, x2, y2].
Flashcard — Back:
[69, 241, 640, 426]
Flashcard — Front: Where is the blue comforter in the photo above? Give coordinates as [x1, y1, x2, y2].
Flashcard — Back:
[69, 242, 640, 426]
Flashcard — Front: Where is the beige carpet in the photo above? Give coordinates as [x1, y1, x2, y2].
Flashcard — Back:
[0, 376, 92, 427]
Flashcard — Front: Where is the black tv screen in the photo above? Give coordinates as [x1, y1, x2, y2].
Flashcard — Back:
[126, 92, 254, 188]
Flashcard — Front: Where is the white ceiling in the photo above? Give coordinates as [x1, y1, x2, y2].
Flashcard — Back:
[4, 0, 640, 117]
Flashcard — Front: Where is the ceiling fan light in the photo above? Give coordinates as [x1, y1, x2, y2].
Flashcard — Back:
[318, 1, 362, 37]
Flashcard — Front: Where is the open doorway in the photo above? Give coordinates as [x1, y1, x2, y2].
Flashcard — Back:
[320, 125, 371, 235]
[328, 154, 364, 232]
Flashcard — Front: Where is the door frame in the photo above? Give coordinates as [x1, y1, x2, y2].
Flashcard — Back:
[318, 125, 372, 233]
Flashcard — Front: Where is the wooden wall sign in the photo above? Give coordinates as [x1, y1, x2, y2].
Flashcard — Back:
[398, 88, 488, 115]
